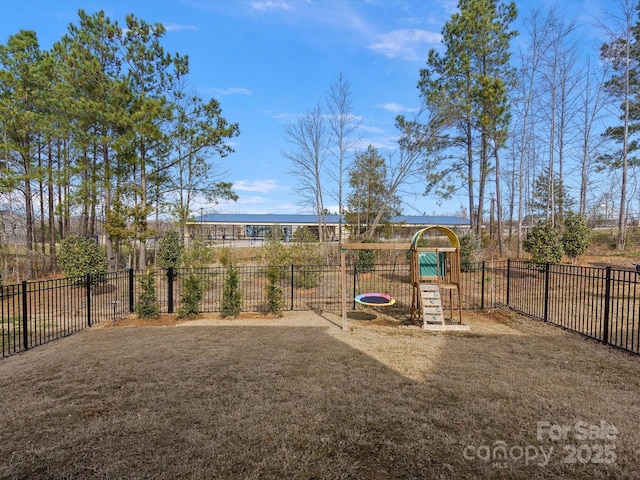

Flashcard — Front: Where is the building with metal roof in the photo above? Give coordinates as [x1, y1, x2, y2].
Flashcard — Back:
[188, 213, 469, 243]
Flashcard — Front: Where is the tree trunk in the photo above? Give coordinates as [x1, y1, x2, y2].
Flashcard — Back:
[139, 140, 148, 268]
[38, 142, 46, 256]
[617, 31, 631, 251]
[494, 143, 505, 256]
[23, 168, 34, 279]
[103, 141, 114, 271]
[466, 123, 475, 234]
[47, 141, 57, 271]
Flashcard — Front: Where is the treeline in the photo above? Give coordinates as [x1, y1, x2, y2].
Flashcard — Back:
[286, 1, 640, 258]
[0, 10, 239, 278]
[416, 1, 638, 255]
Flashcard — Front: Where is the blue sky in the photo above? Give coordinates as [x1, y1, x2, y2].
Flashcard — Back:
[0, 0, 608, 217]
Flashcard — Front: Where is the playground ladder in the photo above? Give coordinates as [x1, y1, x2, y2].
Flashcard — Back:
[420, 283, 445, 325]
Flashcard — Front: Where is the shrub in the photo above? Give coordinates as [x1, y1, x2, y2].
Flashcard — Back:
[523, 220, 563, 265]
[260, 226, 288, 316]
[181, 239, 215, 268]
[356, 239, 377, 274]
[218, 247, 233, 267]
[262, 230, 287, 316]
[135, 270, 159, 319]
[221, 265, 242, 317]
[356, 249, 376, 273]
[459, 232, 479, 271]
[291, 226, 318, 243]
[261, 225, 290, 268]
[177, 270, 202, 319]
[293, 265, 322, 289]
[562, 212, 590, 263]
[157, 230, 183, 270]
[265, 271, 285, 316]
[290, 236, 323, 288]
[58, 236, 108, 284]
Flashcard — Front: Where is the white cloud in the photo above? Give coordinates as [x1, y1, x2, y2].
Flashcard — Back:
[377, 102, 419, 114]
[364, 137, 399, 151]
[219, 87, 253, 96]
[234, 179, 279, 193]
[360, 124, 387, 136]
[200, 86, 253, 96]
[229, 87, 252, 95]
[271, 112, 300, 123]
[368, 29, 441, 61]
[164, 23, 198, 32]
[216, 196, 301, 214]
[251, 1, 290, 11]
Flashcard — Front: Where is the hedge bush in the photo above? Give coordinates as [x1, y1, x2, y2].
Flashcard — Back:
[58, 236, 108, 284]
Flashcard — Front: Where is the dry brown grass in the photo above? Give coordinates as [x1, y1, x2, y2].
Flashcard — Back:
[1, 310, 639, 479]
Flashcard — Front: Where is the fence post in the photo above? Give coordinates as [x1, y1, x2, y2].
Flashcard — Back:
[290, 264, 294, 310]
[167, 267, 174, 314]
[543, 262, 550, 322]
[86, 274, 92, 328]
[128, 268, 135, 313]
[506, 259, 511, 307]
[603, 266, 611, 346]
[481, 261, 486, 310]
[21, 280, 28, 351]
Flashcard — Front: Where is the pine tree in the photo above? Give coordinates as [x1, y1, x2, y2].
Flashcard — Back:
[530, 168, 576, 224]
[600, 1, 640, 250]
[418, 0, 517, 236]
[122, 14, 188, 268]
[0, 30, 48, 278]
[166, 89, 239, 242]
[54, 10, 128, 269]
[345, 145, 400, 239]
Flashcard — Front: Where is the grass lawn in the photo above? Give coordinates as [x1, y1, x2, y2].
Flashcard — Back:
[0, 309, 639, 479]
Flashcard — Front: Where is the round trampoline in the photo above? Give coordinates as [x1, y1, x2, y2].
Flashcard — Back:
[355, 293, 396, 307]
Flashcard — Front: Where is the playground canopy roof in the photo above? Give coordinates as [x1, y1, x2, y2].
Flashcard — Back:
[410, 226, 460, 249]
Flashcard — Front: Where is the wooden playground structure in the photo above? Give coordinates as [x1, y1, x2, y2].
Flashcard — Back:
[340, 226, 470, 332]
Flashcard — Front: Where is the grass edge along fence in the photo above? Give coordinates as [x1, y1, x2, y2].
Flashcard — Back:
[1, 270, 132, 358]
[1, 261, 640, 357]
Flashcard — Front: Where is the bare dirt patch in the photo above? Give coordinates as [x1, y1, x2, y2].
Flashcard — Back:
[115, 313, 182, 327]
[1, 309, 638, 479]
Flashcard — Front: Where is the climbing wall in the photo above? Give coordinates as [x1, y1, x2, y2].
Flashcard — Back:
[420, 283, 444, 326]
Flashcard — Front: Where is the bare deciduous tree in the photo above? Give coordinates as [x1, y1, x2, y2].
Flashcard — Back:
[283, 104, 329, 241]
[326, 72, 361, 243]
[599, 0, 639, 250]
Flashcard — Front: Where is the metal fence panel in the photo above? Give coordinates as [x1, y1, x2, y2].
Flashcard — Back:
[1, 283, 22, 357]
[608, 269, 640, 354]
[2, 261, 640, 357]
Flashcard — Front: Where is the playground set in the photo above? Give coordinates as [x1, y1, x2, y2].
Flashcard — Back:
[340, 226, 470, 332]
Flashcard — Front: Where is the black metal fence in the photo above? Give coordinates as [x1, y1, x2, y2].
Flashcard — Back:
[1, 271, 132, 358]
[2, 260, 639, 358]
[504, 260, 640, 354]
